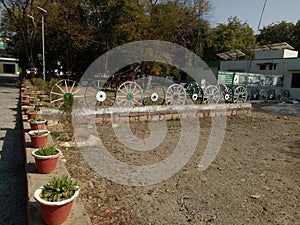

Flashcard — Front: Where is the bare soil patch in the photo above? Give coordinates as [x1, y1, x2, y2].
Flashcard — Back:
[48, 108, 300, 225]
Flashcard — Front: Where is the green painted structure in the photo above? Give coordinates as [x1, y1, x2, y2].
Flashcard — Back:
[0, 57, 19, 75]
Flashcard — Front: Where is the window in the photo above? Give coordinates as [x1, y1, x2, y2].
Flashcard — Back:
[259, 64, 266, 70]
[291, 73, 300, 88]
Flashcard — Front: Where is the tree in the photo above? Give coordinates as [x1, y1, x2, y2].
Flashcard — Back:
[207, 17, 256, 60]
[256, 21, 300, 51]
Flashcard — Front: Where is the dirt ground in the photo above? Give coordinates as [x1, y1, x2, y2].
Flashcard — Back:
[48, 104, 300, 225]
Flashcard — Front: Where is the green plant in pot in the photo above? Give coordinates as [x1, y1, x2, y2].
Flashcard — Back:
[31, 146, 61, 174]
[28, 119, 50, 147]
[27, 109, 41, 120]
[34, 175, 80, 225]
[29, 117, 47, 130]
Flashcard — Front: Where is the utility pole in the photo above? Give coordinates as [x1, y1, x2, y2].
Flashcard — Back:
[37, 6, 47, 80]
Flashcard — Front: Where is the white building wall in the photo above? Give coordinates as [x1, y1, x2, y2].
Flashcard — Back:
[220, 57, 300, 99]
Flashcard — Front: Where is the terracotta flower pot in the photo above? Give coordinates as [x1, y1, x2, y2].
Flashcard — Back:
[31, 148, 61, 174]
[27, 111, 41, 120]
[21, 87, 27, 94]
[29, 119, 47, 130]
[22, 105, 34, 114]
[22, 95, 31, 105]
[28, 130, 50, 148]
[34, 187, 79, 225]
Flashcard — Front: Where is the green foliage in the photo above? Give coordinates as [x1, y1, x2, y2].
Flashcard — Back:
[35, 146, 59, 156]
[256, 20, 300, 51]
[209, 16, 256, 60]
[40, 175, 79, 202]
[29, 117, 44, 122]
[31, 78, 47, 92]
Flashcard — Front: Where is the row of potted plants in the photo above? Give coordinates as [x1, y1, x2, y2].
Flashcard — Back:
[21, 83, 80, 225]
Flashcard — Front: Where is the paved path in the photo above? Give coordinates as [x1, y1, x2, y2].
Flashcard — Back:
[0, 74, 27, 224]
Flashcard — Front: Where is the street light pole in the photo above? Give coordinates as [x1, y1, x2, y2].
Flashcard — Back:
[37, 6, 47, 80]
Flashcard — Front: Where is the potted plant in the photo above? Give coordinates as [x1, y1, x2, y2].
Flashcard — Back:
[22, 105, 34, 114]
[28, 129, 50, 147]
[29, 117, 47, 130]
[34, 175, 80, 225]
[27, 109, 41, 120]
[31, 146, 61, 173]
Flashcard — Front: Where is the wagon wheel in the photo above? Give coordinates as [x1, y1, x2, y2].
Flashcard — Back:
[282, 90, 290, 99]
[143, 83, 166, 105]
[220, 84, 233, 103]
[259, 89, 268, 100]
[166, 84, 186, 105]
[233, 86, 247, 103]
[267, 89, 275, 100]
[84, 80, 117, 107]
[115, 81, 143, 107]
[50, 79, 82, 108]
[251, 89, 259, 100]
[203, 85, 220, 104]
[186, 81, 203, 104]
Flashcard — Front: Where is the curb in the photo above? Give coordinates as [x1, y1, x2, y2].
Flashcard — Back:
[21, 104, 91, 224]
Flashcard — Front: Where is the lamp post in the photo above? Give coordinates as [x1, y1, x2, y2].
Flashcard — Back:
[37, 6, 47, 80]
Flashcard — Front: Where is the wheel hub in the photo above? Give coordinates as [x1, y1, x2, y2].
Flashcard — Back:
[126, 92, 134, 101]
[192, 93, 198, 101]
[63, 92, 73, 101]
[173, 93, 179, 101]
[96, 91, 107, 102]
[151, 93, 158, 102]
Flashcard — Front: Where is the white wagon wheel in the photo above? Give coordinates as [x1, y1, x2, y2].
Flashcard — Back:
[143, 83, 166, 105]
[203, 85, 220, 104]
[84, 80, 117, 107]
[50, 79, 82, 107]
[166, 84, 186, 105]
[233, 86, 247, 103]
[259, 89, 268, 100]
[115, 81, 143, 107]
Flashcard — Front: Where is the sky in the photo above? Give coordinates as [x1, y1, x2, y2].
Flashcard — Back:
[209, 0, 300, 32]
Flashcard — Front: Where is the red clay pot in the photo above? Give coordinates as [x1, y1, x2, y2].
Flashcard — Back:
[31, 149, 61, 174]
[22, 105, 34, 114]
[34, 188, 79, 225]
[29, 119, 46, 130]
[27, 111, 41, 120]
[28, 130, 50, 148]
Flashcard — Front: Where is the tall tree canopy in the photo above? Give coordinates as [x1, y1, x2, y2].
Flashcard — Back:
[256, 20, 300, 51]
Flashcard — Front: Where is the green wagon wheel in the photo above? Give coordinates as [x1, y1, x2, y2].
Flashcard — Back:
[233, 86, 247, 103]
[267, 89, 275, 100]
[166, 84, 186, 105]
[116, 81, 143, 107]
[50, 79, 82, 108]
[186, 81, 203, 104]
[143, 83, 166, 105]
[84, 80, 117, 107]
[219, 84, 233, 103]
[259, 89, 268, 100]
[203, 85, 220, 104]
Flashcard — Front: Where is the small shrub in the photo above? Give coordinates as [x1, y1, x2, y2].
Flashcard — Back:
[35, 146, 58, 156]
[40, 175, 79, 202]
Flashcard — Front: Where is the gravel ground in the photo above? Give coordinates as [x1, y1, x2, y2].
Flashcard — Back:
[0, 74, 27, 225]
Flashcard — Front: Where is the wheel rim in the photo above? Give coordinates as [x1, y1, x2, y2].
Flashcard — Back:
[234, 86, 247, 103]
[203, 85, 220, 104]
[186, 81, 203, 104]
[166, 84, 186, 105]
[143, 83, 165, 105]
[116, 81, 143, 107]
[50, 79, 82, 107]
[84, 80, 116, 107]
